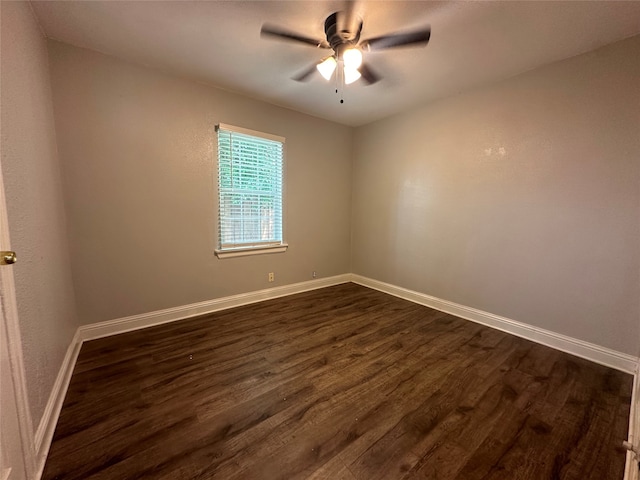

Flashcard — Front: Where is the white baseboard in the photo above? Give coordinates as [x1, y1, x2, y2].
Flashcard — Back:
[34, 274, 350, 479]
[353, 275, 640, 478]
[351, 274, 638, 374]
[34, 328, 82, 479]
[79, 274, 351, 342]
[35, 273, 638, 480]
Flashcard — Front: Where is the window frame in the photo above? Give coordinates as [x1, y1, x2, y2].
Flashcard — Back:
[214, 123, 288, 259]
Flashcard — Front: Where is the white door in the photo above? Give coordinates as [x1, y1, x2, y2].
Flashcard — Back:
[0, 157, 33, 480]
[0, 292, 28, 480]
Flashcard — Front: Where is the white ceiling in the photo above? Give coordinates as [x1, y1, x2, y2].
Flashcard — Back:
[31, 1, 640, 127]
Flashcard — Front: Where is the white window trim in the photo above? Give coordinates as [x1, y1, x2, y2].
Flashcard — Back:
[215, 123, 287, 259]
[217, 123, 285, 144]
[214, 243, 289, 259]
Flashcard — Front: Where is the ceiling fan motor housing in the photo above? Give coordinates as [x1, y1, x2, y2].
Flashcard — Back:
[324, 11, 360, 56]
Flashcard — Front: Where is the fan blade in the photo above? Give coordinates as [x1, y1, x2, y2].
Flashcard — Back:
[358, 63, 381, 85]
[261, 24, 330, 48]
[354, 18, 364, 43]
[361, 26, 431, 51]
[293, 62, 319, 82]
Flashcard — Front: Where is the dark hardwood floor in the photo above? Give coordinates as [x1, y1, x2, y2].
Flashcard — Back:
[42, 283, 632, 480]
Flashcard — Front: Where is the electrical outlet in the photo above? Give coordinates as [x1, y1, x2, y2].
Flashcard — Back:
[312, 271, 317, 279]
[268, 272, 274, 282]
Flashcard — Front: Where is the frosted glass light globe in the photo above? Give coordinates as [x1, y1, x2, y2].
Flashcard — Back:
[343, 48, 363, 70]
[316, 56, 337, 80]
[344, 67, 362, 85]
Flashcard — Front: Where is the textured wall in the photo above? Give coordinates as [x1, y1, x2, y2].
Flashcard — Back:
[352, 35, 640, 355]
[0, 2, 79, 426]
[47, 41, 353, 325]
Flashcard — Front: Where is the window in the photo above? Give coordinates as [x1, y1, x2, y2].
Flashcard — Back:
[215, 123, 287, 258]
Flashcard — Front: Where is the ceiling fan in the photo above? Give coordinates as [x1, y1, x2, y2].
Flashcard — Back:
[261, 10, 431, 89]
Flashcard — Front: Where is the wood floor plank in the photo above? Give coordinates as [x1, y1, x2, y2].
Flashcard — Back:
[42, 283, 632, 480]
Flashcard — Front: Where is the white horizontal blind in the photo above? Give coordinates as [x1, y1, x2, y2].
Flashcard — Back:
[216, 124, 284, 250]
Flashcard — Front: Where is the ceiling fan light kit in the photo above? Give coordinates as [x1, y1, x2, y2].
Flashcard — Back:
[261, 9, 431, 103]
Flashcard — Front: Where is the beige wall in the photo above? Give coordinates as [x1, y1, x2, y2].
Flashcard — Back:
[352, 35, 640, 356]
[1, 2, 79, 425]
[47, 41, 353, 325]
[9, 21, 638, 365]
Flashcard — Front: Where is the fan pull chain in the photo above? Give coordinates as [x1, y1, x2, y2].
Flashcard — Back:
[337, 61, 345, 104]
